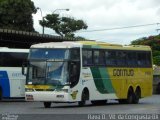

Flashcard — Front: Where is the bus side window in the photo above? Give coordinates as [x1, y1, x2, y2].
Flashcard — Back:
[127, 52, 137, 67]
[146, 52, 151, 67]
[82, 50, 88, 65]
[82, 50, 93, 66]
[93, 50, 105, 65]
[116, 51, 127, 66]
[99, 51, 105, 65]
[105, 51, 116, 66]
[94, 50, 99, 64]
[0, 52, 28, 67]
[70, 49, 80, 60]
[137, 52, 146, 67]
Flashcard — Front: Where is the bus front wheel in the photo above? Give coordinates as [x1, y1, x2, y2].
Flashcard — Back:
[118, 99, 126, 104]
[78, 89, 89, 107]
[43, 102, 51, 108]
[91, 100, 107, 105]
[0, 87, 2, 101]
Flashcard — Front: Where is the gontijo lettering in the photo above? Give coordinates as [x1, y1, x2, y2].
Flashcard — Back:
[113, 69, 134, 76]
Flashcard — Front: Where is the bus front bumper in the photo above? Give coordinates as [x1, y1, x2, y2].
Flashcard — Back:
[25, 91, 73, 102]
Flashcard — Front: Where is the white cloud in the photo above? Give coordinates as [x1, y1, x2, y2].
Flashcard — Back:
[32, 0, 160, 45]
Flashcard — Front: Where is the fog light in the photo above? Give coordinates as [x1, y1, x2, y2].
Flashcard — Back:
[62, 89, 68, 93]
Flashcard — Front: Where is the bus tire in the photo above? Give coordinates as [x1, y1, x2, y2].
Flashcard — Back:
[126, 88, 134, 104]
[78, 88, 89, 107]
[133, 87, 141, 104]
[118, 99, 126, 104]
[156, 83, 160, 94]
[91, 100, 107, 105]
[43, 102, 51, 108]
[0, 87, 2, 101]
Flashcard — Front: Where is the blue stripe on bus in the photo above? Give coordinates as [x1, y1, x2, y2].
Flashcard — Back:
[0, 71, 10, 97]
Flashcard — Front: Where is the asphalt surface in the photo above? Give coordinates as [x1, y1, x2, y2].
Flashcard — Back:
[0, 95, 160, 120]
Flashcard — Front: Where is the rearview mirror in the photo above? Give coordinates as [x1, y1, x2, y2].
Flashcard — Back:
[22, 62, 27, 76]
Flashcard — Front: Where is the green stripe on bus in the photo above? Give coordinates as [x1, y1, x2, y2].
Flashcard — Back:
[91, 67, 106, 93]
[83, 45, 101, 49]
[91, 67, 115, 94]
[99, 68, 115, 93]
[83, 45, 92, 48]
[91, 45, 101, 48]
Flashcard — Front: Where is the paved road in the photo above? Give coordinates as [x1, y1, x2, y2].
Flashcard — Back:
[0, 95, 160, 120]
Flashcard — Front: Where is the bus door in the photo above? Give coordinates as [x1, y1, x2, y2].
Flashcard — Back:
[69, 62, 80, 88]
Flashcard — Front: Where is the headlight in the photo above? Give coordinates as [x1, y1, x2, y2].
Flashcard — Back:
[62, 89, 68, 93]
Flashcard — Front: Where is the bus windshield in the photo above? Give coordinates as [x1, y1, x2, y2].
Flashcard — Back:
[27, 61, 68, 85]
[29, 49, 69, 60]
[27, 48, 80, 86]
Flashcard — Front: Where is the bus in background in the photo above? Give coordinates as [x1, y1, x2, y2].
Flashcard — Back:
[153, 65, 160, 94]
[24, 41, 153, 108]
[0, 47, 29, 100]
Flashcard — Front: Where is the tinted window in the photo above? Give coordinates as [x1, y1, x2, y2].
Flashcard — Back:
[82, 49, 152, 68]
[70, 49, 80, 61]
[105, 51, 117, 66]
[93, 50, 105, 65]
[30, 49, 69, 59]
[116, 51, 127, 66]
[137, 52, 146, 67]
[0, 52, 28, 67]
[137, 52, 152, 67]
[146, 52, 152, 67]
[127, 52, 137, 67]
[82, 50, 93, 66]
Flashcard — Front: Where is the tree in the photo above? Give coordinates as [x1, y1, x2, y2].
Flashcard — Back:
[0, 0, 37, 32]
[153, 56, 160, 66]
[39, 13, 88, 38]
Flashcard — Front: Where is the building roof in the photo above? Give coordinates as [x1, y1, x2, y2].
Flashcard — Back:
[0, 29, 77, 48]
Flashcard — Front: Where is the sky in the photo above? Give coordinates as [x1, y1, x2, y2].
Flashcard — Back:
[32, 0, 160, 45]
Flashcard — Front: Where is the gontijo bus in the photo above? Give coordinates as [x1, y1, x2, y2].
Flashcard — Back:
[0, 47, 29, 100]
[24, 41, 153, 108]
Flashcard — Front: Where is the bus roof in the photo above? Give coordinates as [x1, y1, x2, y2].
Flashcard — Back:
[0, 47, 29, 53]
[30, 41, 151, 51]
[31, 42, 82, 48]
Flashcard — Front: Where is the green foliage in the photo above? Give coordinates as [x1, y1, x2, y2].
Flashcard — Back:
[75, 36, 86, 40]
[131, 37, 147, 45]
[153, 56, 160, 66]
[39, 13, 88, 38]
[131, 34, 160, 65]
[0, 0, 37, 32]
[153, 50, 160, 57]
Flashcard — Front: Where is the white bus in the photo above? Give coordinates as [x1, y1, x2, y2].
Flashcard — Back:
[25, 41, 152, 108]
[0, 47, 29, 100]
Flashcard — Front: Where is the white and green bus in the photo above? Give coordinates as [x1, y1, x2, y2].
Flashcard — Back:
[24, 41, 153, 108]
